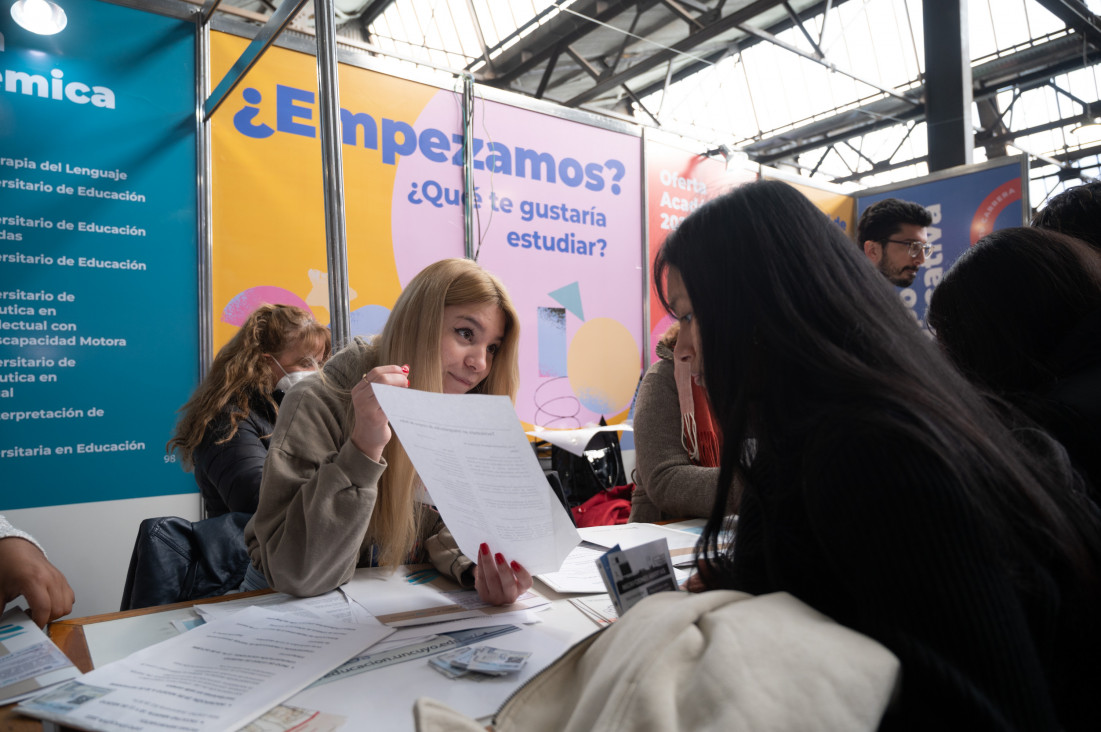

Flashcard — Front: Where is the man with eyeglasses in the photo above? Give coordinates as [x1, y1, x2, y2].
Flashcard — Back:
[856, 198, 934, 287]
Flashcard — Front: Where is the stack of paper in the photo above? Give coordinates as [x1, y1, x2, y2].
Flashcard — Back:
[569, 596, 618, 626]
[16, 604, 393, 732]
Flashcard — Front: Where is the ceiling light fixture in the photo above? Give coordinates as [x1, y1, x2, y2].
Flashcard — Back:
[10, 0, 67, 35]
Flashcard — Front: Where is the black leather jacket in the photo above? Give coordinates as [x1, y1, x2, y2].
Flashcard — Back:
[194, 392, 280, 517]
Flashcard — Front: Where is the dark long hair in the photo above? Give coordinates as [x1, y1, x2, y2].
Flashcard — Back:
[655, 180, 1100, 587]
[928, 226, 1101, 395]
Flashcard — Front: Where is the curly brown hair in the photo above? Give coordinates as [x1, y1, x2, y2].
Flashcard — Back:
[166, 304, 331, 469]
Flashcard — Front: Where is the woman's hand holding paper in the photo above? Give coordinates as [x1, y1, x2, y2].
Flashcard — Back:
[474, 542, 532, 605]
[351, 365, 409, 461]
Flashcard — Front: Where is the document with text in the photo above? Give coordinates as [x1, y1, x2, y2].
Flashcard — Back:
[342, 565, 548, 627]
[16, 605, 392, 732]
[0, 607, 81, 705]
[373, 385, 580, 574]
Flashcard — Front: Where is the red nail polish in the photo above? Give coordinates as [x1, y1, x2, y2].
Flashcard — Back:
[480, 543, 489, 556]
[510, 560, 521, 571]
[495, 553, 505, 565]
[401, 364, 410, 373]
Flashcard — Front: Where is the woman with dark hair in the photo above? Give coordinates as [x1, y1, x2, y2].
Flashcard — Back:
[928, 226, 1101, 494]
[656, 180, 1101, 729]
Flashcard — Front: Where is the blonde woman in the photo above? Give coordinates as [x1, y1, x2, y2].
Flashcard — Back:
[244, 259, 530, 605]
[168, 304, 332, 517]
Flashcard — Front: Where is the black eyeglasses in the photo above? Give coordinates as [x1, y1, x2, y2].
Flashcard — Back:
[882, 239, 933, 258]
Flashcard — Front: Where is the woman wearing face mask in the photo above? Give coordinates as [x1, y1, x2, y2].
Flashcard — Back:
[244, 258, 531, 606]
[167, 304, 331, 517]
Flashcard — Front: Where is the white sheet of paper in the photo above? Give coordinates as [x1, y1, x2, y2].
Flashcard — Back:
[17, 605, 393, 732]
[83, 592, 361, 670]
[372, 384, 580, 574]
[525, 424, 633, 457]
[535, 544, 610, 594]
[286, 624, 575, 732]
[340, 566, 548, 627]
[578, 523, 701, 566]
[195, 591, 362, 624]
[539, 543, 690, 593]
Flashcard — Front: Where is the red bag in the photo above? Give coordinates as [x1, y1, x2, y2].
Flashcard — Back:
[570, 484, 634, 527]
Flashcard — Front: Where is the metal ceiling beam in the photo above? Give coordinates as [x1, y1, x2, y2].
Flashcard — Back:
[1033, 0, 1101, 50]
[826, 110, 1099, 185]
[563, 0, 786, 107]
[753, 108, 923, 166]
[464, 0, 497, 77]
[747, 35, 1101, 165]
[781, 0, 824, 58]
[735, 21, 920, 106]
[472, 0, 647, 84]
[631, 0, 843, 100]
[659, 0, 706, 31]
[535, 43, 562, 99]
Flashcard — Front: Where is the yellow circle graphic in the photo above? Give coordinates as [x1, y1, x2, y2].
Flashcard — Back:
[567, 318, 640, 415]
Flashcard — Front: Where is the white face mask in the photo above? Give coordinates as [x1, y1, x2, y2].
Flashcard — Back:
[276, 369, 314, 393]
[271, 357, 316, 393]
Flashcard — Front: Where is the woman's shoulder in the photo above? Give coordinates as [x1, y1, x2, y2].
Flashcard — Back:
[641, 356, 675, 383]
[322, 336, 377, 388]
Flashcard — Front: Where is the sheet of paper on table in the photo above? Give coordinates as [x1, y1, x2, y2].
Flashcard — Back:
[16, 604, 393, 732]
[286, 623, 576, 732]
[578, 523, 702, 567]
[538, 542, 691, 594]
[0, 607, 81, 705]
[82, 591, 360, 669]
[341, 565, 548, 627]
[372, 384, 580, 574]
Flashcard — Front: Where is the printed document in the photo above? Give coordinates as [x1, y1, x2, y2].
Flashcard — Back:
[16, 604, 393, 732]
[372, 384, 580, 574]
[342, 565, 548, 627]
[0, 607, 81, 704]
[579, 522, 702, 567]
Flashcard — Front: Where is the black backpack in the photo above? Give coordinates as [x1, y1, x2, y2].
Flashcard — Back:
[549, 418, 627, 507]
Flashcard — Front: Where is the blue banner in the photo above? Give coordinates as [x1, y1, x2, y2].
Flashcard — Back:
[0, 1, 198, 509]
[857, 158, 1026, 328]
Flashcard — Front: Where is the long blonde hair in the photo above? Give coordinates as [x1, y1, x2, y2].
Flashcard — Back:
[168, 304, 331, 469]
[364, 258, 520, 566]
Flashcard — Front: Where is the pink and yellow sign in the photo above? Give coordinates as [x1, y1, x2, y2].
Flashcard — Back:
[644, 139, 756, 361]
[210, 33, 644, 427]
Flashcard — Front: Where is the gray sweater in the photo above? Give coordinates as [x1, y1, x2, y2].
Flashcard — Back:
[629, 348, 722, 522]
[244, 337, 471, 596]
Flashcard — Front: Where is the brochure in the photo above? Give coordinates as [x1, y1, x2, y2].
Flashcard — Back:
[595, 538, 679, 615]
[0, 606, 81, 705]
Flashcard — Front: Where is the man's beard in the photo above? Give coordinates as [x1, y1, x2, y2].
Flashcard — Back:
[879, 260, 917, 287]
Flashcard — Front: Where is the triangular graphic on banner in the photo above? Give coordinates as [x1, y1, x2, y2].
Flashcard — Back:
[548, 282, 584, 320]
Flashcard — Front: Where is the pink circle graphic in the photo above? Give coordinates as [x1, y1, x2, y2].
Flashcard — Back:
[221, 286, 311, 326]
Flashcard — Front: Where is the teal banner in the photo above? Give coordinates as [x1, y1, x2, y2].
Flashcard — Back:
[0, 1, 198, 508]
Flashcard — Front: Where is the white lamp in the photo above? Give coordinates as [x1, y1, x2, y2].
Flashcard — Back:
[11, 0, 67, 35]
